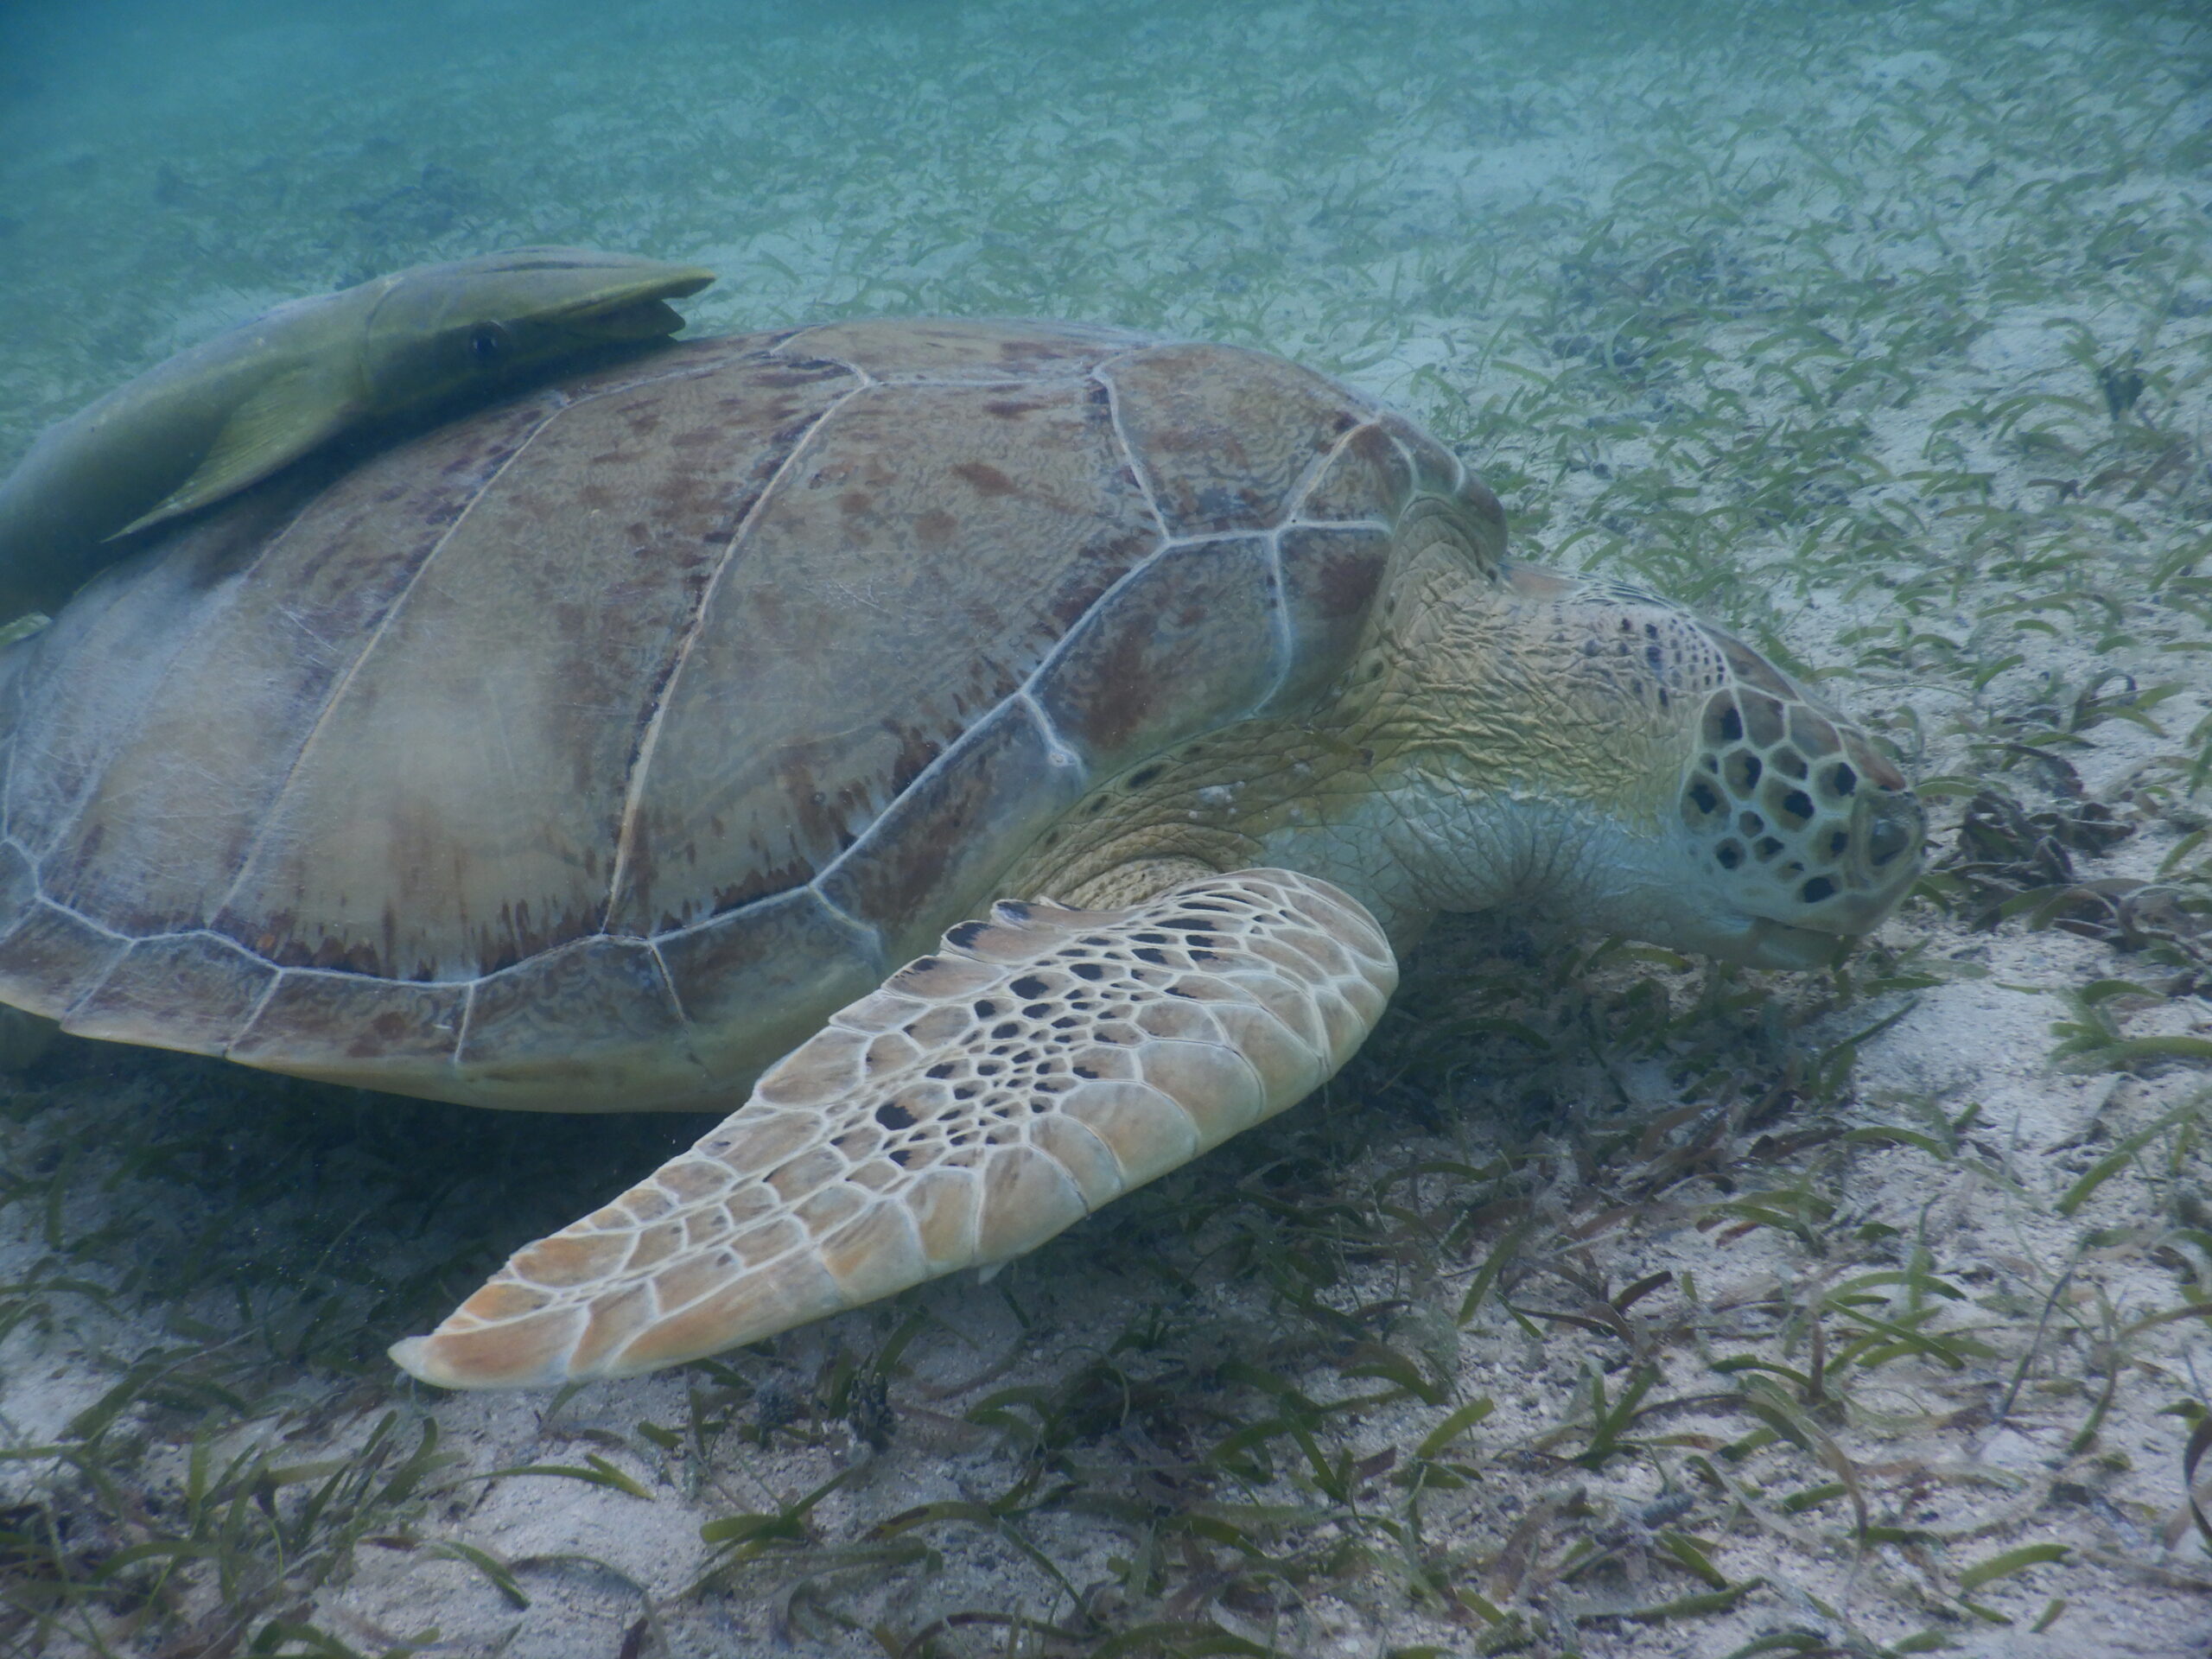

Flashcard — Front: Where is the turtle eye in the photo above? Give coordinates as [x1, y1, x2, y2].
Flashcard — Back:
[468, 321, 510, 365]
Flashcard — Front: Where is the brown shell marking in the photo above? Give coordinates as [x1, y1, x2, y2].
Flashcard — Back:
[212, 345, 857, 982]
[816, 698, 1091, 965]
[778, 317, 1138, 383]
[1105, 341, 1364, 536]
[1032, 534, 1282, 775]
[231, 971, 467, 1071]
[0, 463, 368, 884]
[0, 322, 1433, 1109]
[67, 931, 275, 1052]
[604, 372, 1158, 938]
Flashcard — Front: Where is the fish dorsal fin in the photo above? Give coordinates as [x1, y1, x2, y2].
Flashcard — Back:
[111, 363, 356, 540]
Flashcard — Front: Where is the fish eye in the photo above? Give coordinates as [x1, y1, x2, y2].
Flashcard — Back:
[468, 321, 510, 365]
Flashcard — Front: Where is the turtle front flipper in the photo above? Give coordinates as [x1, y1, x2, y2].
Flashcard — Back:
[389, 871, 1396, 1389]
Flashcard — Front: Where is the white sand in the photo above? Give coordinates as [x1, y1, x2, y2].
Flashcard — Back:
[2, 0, 2210, 1653]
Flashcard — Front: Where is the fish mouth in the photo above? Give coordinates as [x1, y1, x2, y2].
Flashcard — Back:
[561, 294, 703, 341]
[548, 269, 717, 342]
[467, 246, 716, 342]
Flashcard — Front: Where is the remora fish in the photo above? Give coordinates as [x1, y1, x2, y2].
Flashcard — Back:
[0, 246, 715, 619]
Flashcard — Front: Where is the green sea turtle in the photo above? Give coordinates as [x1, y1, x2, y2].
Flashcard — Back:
[0, 317, 1923, 1389]
[0, 247, 714, 620]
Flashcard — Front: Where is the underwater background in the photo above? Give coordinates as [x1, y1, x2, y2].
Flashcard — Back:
[3, 0, 2212, 1654]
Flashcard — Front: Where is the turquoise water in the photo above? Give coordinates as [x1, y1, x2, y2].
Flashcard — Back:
[0, 0, 2045, 426]
[3, 0, 2203, 683]
[3, 2, 2211, 1654]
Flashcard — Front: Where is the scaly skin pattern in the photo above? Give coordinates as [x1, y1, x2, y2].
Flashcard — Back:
[391, 871, 1395, 1387]
[393, 496, 1922, 1389]
[1015, 524, 1920, 968]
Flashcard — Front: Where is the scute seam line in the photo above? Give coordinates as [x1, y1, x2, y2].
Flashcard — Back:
[1387, 434, 1438, 499]
[203, 392, 578, 938]
[24, 898, 130, 944]
[1282, 416, 1380, 526]
[36, 900, 132, 1029]
[1093, 365, 1172, 542]
[1255, 529, 1296, 713]
[641, 938, 709, 1063]
[452, 977, 479, 1067]
[806, 694, 1045, 893]
[600, 372, 874, 928]
[1016, 691, 1086, 776]
[767, 330, 880, 390]
[222, 958, 288, 1058]
[1152, 530, 1278, 555]
[11, 461, 342, 894]
[806, 885, 886, 969]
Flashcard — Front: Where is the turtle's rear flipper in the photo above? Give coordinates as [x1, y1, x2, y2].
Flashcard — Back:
[389, 870, 1396, 1389]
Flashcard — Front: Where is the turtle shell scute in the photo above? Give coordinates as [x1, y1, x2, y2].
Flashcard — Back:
[0, 321, 1418, 1107]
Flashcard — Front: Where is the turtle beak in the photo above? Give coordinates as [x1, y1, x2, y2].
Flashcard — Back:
[1731, 917, 1853, 970]
[1669, 912, 1852, 971]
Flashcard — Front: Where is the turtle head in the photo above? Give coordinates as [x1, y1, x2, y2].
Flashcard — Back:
[1664, 627, 1923, 968]
[1392, 545, 1923, 969]
[353, 247, 715, 414]
[1468, 563, 1923, 969]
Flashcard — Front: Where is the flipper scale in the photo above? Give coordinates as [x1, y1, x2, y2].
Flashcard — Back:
[390, 870, 1395, 1388]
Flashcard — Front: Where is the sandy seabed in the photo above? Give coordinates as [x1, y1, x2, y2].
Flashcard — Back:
[3, 0, 2211, 1654]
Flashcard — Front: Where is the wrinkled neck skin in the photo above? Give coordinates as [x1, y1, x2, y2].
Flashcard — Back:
[1270, 538, 1733, 955]
[1020, 527, 1891, 972]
